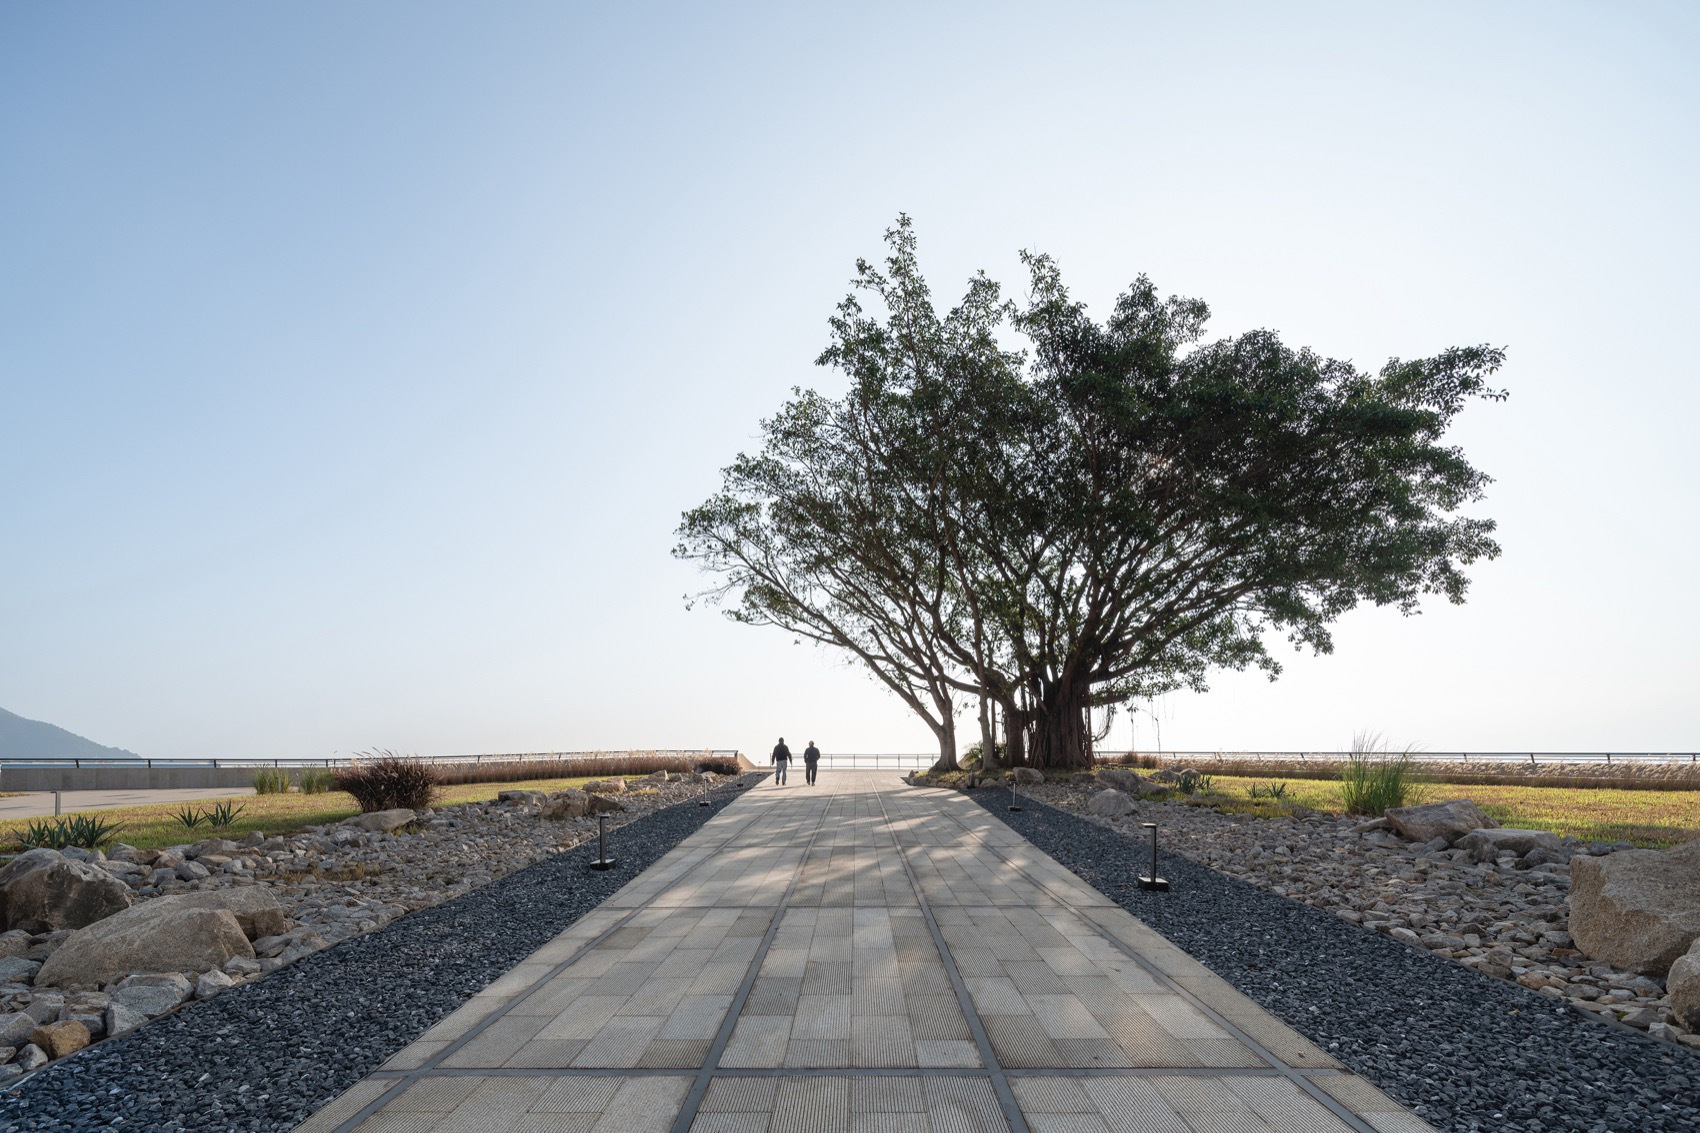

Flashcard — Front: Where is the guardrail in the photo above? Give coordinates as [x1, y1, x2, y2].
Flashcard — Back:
[0, 750, 740, 771]
[1102, 751, 1700, 766]
[814, 753, 935, 770]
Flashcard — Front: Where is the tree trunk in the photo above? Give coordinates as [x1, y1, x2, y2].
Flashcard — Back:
[1028, 677, 1093, 771]
[1001, 698, 1028, 768]
[927, 715, 959, 774]
[977, 691, 999, 771]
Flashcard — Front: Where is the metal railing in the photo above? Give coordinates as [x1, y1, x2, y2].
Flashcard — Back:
[0, 749, 740, 771]
[1100, 751, 1700, 766]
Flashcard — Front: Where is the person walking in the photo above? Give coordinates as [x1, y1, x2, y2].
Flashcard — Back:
[771, 737, 792, 786]
[803, 741, 821, 785]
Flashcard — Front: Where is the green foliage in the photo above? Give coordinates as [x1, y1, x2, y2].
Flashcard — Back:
[677, 218, 1507, 772]
[1176, 772, 1213, 796]
[204, 800, 246, 829]
[1340, 735, 1423, 815]
[333, 751, 439, 813]
[174, 805, 208, 830]
[297, 768, 335, 795]
[252, 768, 292, 795]
[21, 814, 123, 849]
[1247, 781, 1289, 800]
[693, 758, 741, 777]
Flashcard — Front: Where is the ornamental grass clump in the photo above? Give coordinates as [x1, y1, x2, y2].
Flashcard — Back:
[1340, 731, 1423, 815]
[297, 768, 335, 794]
[334, 751, 439, 813]
[19, 814, 122, 849]
[252, 768, 292, 794]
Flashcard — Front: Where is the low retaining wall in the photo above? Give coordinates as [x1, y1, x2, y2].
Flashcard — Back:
[1, 766, 263, 792]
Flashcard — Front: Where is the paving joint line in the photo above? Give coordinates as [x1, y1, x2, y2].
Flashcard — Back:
[935, 793, 1384, 1133]
[369, 1063, 1336, 1080]
[665, 782, 844, 1133]
[872, 783, 1033, 1133]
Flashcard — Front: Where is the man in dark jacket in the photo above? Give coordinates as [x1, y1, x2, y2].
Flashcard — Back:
[803, 741, 821, 785]
[771, 737, 792, 786]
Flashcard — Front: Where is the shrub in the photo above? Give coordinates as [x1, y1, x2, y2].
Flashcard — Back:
[298, 768, 335, 795]
[334, 751, 439, 812]
[1109, 752, 1162, 770]
[694, 758, 741, 777]
[205, 800, 246, 829]
[252, 768, 292, 794]
[1175, 771, 1213, 796]
[174, 805, 207, 830]
[20, 814, 123, 849]
[1247, 781, 1289, 800]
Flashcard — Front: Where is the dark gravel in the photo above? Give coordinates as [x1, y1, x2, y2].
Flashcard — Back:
[0, 780, 755, 1133]
[977, 792, 1700, 1133]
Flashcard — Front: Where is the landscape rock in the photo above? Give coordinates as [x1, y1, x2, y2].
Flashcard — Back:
[28, 1019, 89, 1059]
[15, 1043, 46, 1071]
[187, 839, 241, 859]
[1384, 799, 1497, 844]
[36, 902, 253, 988]
[346, 808, 417, 833]
[1456, 827, 1567, 860]
[1010, 767, 1044, 785]
[174, 860, 210, 881]
[195, 969, 237, 999]
[164, 887, 290, 940]
[0, 849, 136, 934]
[1570, 837, 1700, 976]
[586, 792, 625, 814]
[0, 1013, 37, 1047]
[1087, 788, 1135, 817]
[584, 778, 627, 795]
[1666, 937, 1700, 1030]
[110, 973, 194, 1017]
[542, 790, 590, 819]
[1096, 768, 1159, 796]
[0, 931, 32, 959]
[0, 957, 40, 984]
[104, 1001, 147, 1037]
[496, 790, 546, 805]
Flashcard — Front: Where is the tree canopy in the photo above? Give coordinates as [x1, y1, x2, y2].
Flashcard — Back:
[676, 218, 1506, 770]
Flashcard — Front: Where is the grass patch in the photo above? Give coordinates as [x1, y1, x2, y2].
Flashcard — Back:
[0, 775, 618, 853]
[1195, 774, 1700, 848]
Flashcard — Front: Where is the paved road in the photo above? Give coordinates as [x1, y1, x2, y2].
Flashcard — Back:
[0, 787, 257, 822]
[292, 773, 1433, 1133]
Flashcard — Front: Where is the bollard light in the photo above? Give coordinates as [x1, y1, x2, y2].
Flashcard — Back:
[1138, 822, 1169, 892]
[699, 776, 710, 807]
[1008, 777, 1022, 813]
[54, 790, 62, 817]
[590, 813, 619, 871]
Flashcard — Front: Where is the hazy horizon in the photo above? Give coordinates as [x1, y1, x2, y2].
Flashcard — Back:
[3, 3, 1696, 761]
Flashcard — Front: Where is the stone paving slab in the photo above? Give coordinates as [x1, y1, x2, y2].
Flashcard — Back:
[293, 774, 1435, 1133]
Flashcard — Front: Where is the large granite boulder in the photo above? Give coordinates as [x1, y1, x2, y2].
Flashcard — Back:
[585, 778, 627, 795]
[0, 849, 135, 934]
[1569, 838, 1700, 977]
[1087, 788, 1135, 817]
[1384, 800, 1497, 845]
[1096, 768, 1161, 797]
[35, 897, 255, 988]
[165, 888, 289, 940]
[1009, 767, 1044, 785]
[1455, 828, 1566, 861]
[1667, 939, 1700, 1031]
[543, 790, 590, 819]
[346, 809, 417, 833]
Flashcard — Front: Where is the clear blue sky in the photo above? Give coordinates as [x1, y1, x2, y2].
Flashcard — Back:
[3, 2, 1696, 759]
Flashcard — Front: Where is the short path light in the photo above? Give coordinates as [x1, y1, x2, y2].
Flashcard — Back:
[1009, 776, 1022, 813]
[699, 776, 710, 807]
[1138, 822, 1169, 891]
[590, 813, 619, 871]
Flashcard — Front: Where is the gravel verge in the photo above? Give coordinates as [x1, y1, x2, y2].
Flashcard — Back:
[0, 778, 756, 1133]
[975, 792, 1700, 1133]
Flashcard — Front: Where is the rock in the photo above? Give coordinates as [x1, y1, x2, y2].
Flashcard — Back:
[1087, 788, 1135, 817]
[1569, 837, 1700, 977]
[1456, 828, 1566, 860]
[1384, 800, 1498, 844]
[497, 790, 547, 805]
[646, 770, 670, 782]
[1096, 768, 1159, 796]
[0, 1013, 36, 1047]
[186, 839, 240, 859]
[346, 808, 417, 833]
[586, 793, 624, 814]
[16, 1043, 46, 1071]
[36, 900, 254, 988]
[174, 861, 210, 882]
[222, 956, 261, 977]
[1617, 1006, 1662, 1029]
[65, 1011, 104, 1039]
[584, 778, 627, 795]
[28, 1020, 89, 1059]
[110, 973, 193, 1017]
[164, 888, 289, 940]
[23, 994, 63, 1022]
[1010, 767, 1044, 785]
[1668, 938, 1700, 1031]
[0, 931, 30, 959]
[104, 1002, 147, 1037]
[195, 969, 236, 999]
[0, 849, 136, 934]
[542, 790, 589, 819]
[0, 957, 39, 984]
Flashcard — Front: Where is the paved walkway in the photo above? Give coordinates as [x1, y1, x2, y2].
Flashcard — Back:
[293, 774, 1434, 1133]
[0, 786, 256, 821]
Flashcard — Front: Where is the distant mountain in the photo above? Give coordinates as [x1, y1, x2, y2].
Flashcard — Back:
[0, 707, 143, 760]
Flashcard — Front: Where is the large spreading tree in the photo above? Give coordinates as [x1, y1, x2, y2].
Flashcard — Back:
[676, 219, 1505, 771]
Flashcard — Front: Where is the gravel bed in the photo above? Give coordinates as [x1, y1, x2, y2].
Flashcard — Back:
[976, 792, 1700, 1133]
[0, 780, 755, 1133]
